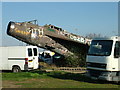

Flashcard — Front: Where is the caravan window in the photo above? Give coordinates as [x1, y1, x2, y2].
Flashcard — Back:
[28, 48, 32, 56]
[33, 48, 37, 56]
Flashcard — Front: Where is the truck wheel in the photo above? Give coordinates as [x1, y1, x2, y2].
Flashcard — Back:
[12, 66, 21, 73]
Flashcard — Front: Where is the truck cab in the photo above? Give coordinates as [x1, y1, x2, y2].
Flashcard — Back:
[86, 36, 120, 82]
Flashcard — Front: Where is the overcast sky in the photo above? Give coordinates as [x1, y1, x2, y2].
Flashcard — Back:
[1, 2, 118, 46]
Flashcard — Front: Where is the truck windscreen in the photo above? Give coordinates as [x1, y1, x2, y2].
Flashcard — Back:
[88, 40, 113, 56]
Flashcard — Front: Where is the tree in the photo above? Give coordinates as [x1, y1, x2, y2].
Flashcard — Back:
[85, 33, 107, 39]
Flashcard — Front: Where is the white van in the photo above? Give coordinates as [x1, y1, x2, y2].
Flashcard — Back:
[0, 46, 39, 72]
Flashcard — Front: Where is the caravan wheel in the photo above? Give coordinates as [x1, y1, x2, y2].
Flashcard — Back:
[12, 66, 21, 73]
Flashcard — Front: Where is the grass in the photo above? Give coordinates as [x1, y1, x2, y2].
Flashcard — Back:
[2, 70, 119, 88]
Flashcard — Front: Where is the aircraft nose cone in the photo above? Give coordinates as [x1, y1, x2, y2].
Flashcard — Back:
[7, 21, 15, 35]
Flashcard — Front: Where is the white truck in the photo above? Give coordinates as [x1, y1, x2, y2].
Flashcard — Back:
[86, 36, 120, 82]
[0, 46, 39, 72]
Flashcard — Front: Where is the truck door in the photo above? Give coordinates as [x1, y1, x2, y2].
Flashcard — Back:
[114, 41, 120, 71]
[27, 48, 34, 69]
[33, 48, 38, 69]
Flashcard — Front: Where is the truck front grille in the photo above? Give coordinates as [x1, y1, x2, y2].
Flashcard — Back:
[88, 69, 103, 78]
[87, 62, 107, 69]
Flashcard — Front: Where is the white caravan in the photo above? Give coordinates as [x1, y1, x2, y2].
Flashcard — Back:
[0, 46, 39, 72]
[86, 36, 120, 82]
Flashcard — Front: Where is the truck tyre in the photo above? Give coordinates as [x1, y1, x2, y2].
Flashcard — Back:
[12, 66, 21, 73]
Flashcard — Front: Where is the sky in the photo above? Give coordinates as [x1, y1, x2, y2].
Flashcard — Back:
[1, 2, 118, 46]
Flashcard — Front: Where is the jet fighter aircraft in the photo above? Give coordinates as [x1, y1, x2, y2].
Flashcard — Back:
[7, 20, 91, 57]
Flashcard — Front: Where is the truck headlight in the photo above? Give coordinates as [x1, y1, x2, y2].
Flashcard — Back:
[101, 72, 111, 77]
[87, 62, 91, 66]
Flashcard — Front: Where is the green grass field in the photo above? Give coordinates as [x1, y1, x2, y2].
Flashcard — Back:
[2, 70, 119, 88]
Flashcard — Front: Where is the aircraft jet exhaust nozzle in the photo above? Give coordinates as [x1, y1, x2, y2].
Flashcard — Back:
[7, 21, 15, 35]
